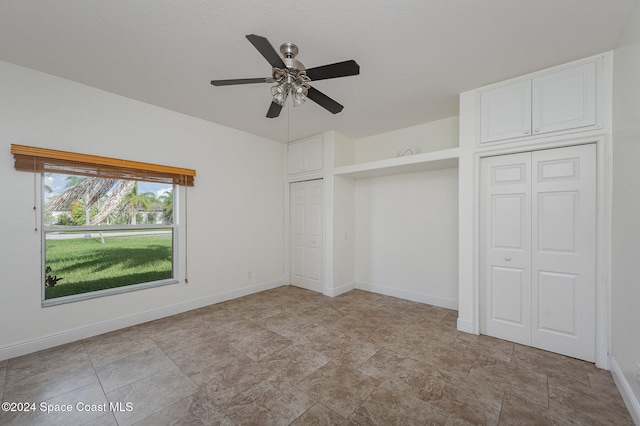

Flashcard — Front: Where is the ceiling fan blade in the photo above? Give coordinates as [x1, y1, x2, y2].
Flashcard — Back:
[306, 86, 344, 114]
[266, 101, 283, 118]
[246, 34, 286, 69]
[210, 77, 270, 86]
[305, 60, 360, 81]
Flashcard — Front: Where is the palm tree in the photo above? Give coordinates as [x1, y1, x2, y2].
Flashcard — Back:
[45, 176, 136, 226]
[158, 190, 173, 224]
[120, 184, 156, 225]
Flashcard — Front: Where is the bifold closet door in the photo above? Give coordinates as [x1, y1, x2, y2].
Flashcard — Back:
[481, 144, 596, 362]
[480, 152, 533, 346]
[290, 180, 323, 292]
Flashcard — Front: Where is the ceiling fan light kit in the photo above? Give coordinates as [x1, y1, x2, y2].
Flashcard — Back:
[210, 34, 360, 118]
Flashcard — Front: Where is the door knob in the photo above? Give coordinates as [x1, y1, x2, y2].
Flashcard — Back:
[505, 256, 511, 261]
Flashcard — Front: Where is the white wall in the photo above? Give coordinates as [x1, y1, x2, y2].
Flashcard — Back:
[355, 116, 459, 164]
[0, 61, 285, 359]
[612, 0, 640, 418]
[355, 168, 459, 307]
[352, 118, 460, 308]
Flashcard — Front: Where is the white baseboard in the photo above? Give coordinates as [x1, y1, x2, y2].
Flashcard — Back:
[610, 356, 640, 425]
[355, 281, 458, 310]
[456, 318, 476, 334]
[324, 281, 355, 297]
[0, 278, 285, 362]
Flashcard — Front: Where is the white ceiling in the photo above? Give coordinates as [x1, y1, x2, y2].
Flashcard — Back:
[0, 1, 635, 142]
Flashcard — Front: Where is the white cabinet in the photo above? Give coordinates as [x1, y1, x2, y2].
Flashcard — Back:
[480, 61, 598, 144]
[287, 136, 323, 175]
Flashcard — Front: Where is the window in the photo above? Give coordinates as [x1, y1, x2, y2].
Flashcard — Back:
[10, 144, 195, 306]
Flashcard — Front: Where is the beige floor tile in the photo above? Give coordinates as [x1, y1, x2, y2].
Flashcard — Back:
[0, 359, 6, 402]
[1, 286, 633, 425]
[368, 323, 426, 356]
[452, 385, 504, 426]
[3, 358, 98, 402]
[409, 337, 477, 379]
[358, 348, 432, 395]
[417, 367, 461, 411]
[106, 366, 198, 426]
[260, 343, 331, 384]
[167, 333, 241, 376]
[83, 412, 118, 425]
[548, 375, 634, 425]
[348, 384, 449, 425]
[95, 346, 175, 393]
[135, 389, 234, 426]
[220, 375, 315, 426]
[6, 341, 89, 380]
[512, 344, 592, 385]
[231, 328, 292, 362]
[466, 356, 549, 408]
[326, 314, 382, 340]
[83, 326, 157, 368]
[498, 393, 560, 425]
[146, 324, 222, 354]
[319, 333, 380, 368]
[297, 361, 381, 418]
[290, 402, 346, 425]
[0, 381, 107, 426]
[196, 353, 273, 404]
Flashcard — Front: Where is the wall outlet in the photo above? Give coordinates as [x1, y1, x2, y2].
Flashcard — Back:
[248, 271, 252, 279]
[637, 363, 640, 384]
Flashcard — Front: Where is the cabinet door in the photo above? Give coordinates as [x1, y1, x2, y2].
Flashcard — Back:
[287, 137, 323, 175]
[303, 136, 323, 172]
[532, 62, 596, 135]
[480, 81, 532, 143]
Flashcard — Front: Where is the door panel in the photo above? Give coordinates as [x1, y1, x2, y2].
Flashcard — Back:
[492, 194, 526, 249]
[289, 180, 323, 293]
[490, 266, 526, 325]
[537, 271, 578, 336]
[480, 152, 532, 345]
[531, 144, 596, 361]
[537, 191, 578, 253]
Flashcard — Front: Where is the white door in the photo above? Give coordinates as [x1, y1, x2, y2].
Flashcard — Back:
[480, 144, 596, 361]
[480, 152, 532, 345]
[531, 145, 596, 361]
[290, 180, 323, 292]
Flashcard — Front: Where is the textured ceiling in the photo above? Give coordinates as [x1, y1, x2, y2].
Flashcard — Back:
[0, 0, 635, 142]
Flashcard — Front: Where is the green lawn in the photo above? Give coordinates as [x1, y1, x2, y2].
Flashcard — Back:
[45, 233, 173, 299]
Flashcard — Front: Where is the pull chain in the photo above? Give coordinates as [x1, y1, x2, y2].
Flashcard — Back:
[33, 158, 38, 232]
[184, 187, 189, 284]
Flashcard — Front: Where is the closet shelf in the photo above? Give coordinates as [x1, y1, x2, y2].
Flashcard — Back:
[333, 147, 459, 179]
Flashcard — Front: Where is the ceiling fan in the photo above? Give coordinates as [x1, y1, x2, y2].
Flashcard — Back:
[210, 34, 360, 118]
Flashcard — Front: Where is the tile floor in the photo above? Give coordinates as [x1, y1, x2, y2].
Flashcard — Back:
[0, 286, 633, 425]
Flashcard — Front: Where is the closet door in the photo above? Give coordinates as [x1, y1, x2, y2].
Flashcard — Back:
[480, 144, 596, 362]
[531, 144, 596, 361]
[290, 180, 323, 292]
[480, 152, 532, 345]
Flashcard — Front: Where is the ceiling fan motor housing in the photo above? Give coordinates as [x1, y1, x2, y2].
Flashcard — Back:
[280, 43, 305, 70]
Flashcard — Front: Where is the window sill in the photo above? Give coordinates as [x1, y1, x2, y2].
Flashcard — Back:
[41, 278, 179, 307]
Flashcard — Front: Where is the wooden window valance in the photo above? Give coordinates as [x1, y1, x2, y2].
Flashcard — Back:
[11, 144, 196, 186]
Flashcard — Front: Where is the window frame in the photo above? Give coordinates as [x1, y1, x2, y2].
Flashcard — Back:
[40, 174, 179, 307]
